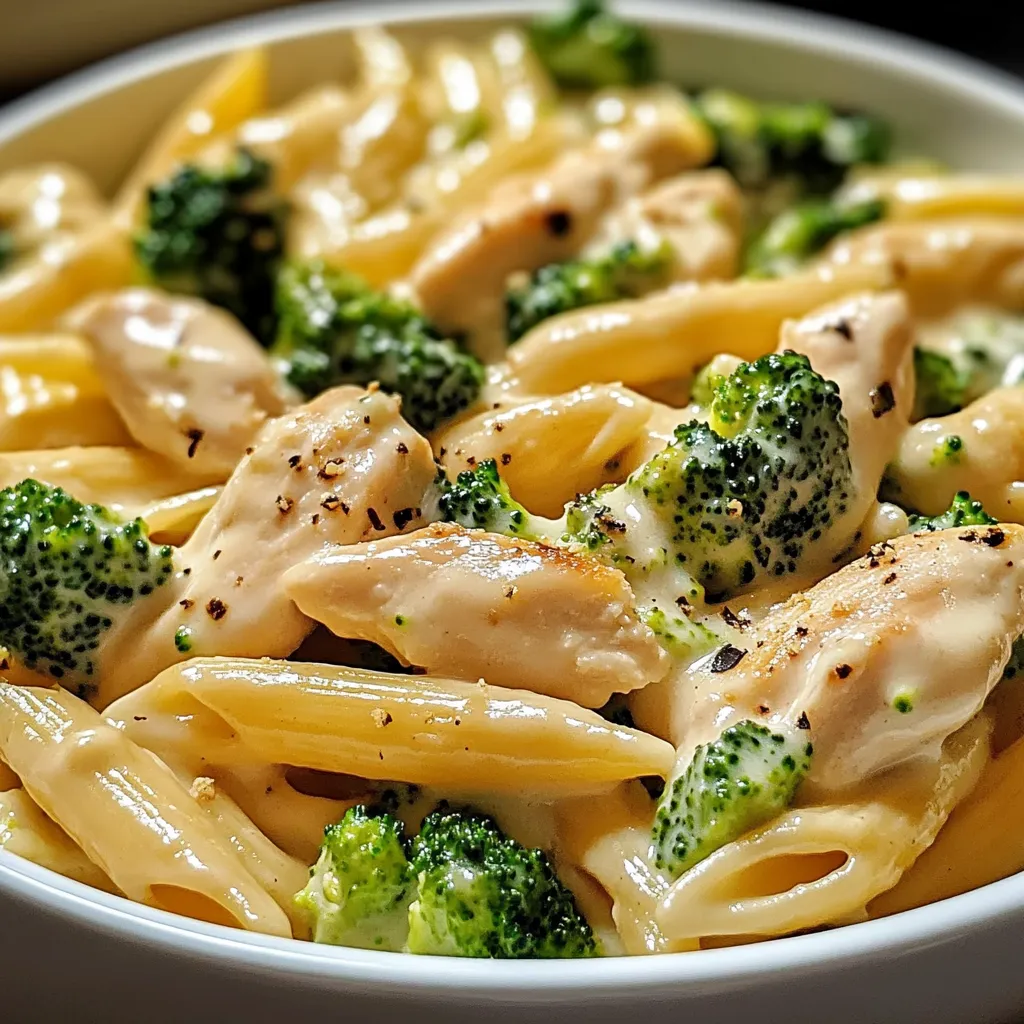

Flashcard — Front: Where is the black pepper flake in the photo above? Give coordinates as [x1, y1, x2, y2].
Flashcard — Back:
[276, 495, 294, 514]
[396, 442, 409, 455]
[835, 663, 853, 679]
[757, 704, 770, 715]
[675, 595, 691, 610]
[1008, 561, 1015, 568]
[0, 658, 8, 671]
[186, 428, 204, 459]
[235, 576, 244, 586]
[439, 447, 447, 457]
[288, 454, 302, 469]
[710, 644, 747, 673]
[830, 318, 853, 340]
[182, 567, 192, 576]
[393, 507, 417, 530]
[500, 452, 512, 466]
[133, 715, 147, 721]
[983, 528, 1006, 547]
[212, 550, 222, 560]
[466, 456, 476, 466]
[363, 415, 371, 425]
[869, 382, 896, 418]
[245, 446, 255, 456]
[883, 572, 897, 585]
[544, 209, 572, 236]
[796, 711, 811, 730]
[179, 599, 194, 609]
[494, 423, 505, 432]
[793, 624, 809, 637]
[206, 598, 228, 621]
[367, 507, 386, 531]
[721, 606, 746, 629]
[312, 513, 321, 525]
[321, 496, 341, 512]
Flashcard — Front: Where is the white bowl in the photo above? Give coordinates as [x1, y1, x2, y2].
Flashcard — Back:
[3, 4, 1024, 1022]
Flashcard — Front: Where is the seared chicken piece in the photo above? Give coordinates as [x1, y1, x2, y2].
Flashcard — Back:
[410, 113, 711, 359]
[780, 290, 915, 573]
[67, 288, 292, 476]
[661, 526, 1024, 796]
[95, 386, 438, 705]
[595, 169, 743, 283]
[884, 386, 1024, 522]
[825, 218, 1024, 317]
[284, 522, 668, 707]
[0, 163, 105, 257]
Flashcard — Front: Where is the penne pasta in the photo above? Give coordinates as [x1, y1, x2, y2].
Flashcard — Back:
[0, 682, 293, 935]
[505, 265, 892, 394]
[128, 658, 675, 794]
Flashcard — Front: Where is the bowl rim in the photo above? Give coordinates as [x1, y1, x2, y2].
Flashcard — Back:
[3, 0, 1024, 993]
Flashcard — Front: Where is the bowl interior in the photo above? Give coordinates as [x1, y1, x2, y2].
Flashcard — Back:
[2, 0, 1024, 998]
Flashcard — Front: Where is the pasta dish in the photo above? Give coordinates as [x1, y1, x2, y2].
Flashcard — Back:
[2, 0, 1024, 959]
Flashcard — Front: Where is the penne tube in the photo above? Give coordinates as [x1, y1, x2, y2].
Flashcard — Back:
[869, 731, 1024, 918]
[0, 787, 117, 893]
[841, 173, 1024, 222]
[114, 48, 269, 227]
[656, 715, 991, 941]
[0, 336, 130, 450]
[0, 683, 292, 936]
[506, 264, 893, 394]
[143, 658, 676, 794]
[0, 446, 222, 518]
[142, 485, 222, 546]
[434, 384, 654, 516]
[0, 220, 134, 333]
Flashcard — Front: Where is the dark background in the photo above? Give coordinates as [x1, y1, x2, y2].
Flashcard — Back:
[0, 0, 1020, 103]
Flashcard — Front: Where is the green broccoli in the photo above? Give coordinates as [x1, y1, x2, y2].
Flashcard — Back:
[297, 803, 597, 957]
[695, 89, 890, 193]
[272, 260, 484, 433]
[745, 196, 884, 278]
[0, 479, 175, 694]
[134, 147, 286, 345]
[294, 805, 413, 950]
[912, 348, 969, 420]
[506, 241, 672, 342]
[567, 351, 852, 598]
[407, 805, 597, 958]
[528, 0, 655, 89]
[0, 229, 15, 273]
[653, 719, 813, 879]
[928, 434, 965, 468]
[920, 312, 1024, 407]
[436, 459, 553, 539]
[906, 491, 997, 533]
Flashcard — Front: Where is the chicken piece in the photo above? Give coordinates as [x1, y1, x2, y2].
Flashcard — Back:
[884, 386, 1024, 522]
[825, 218, 1024, 318]
[595, 169, 743, 283]
[658, 526, 1024, 796]
[410, 111, 711, 359]
[66, 288, 292, 476]
[780, 290, 915, 573]
[95, 386, 438, 705]
[283, 522, 668, 707]
[0, 163, 106, 258]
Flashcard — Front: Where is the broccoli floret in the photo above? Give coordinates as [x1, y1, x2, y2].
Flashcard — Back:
[437, 459, 555, 539]
[295, 805, 413, 950]
[907, 491, 997, 533]
[928, 434, 965, 468]
[134, 147, 286, 345]
[0, 229, 14, 273]
[696, 89, 890, 193]
[912, 348, 969, 420]
[653, 719, 812, 879]
[0, 479, 175, 694]
[528, 0, 655, 89]
[924, 312, 1024, 406]
[568, 351, 852, 598]
[745, 197, 884, 278]
[407, 805, 596, 958]
[506, 241, 671, 342]
[272, 260, 484, 433]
